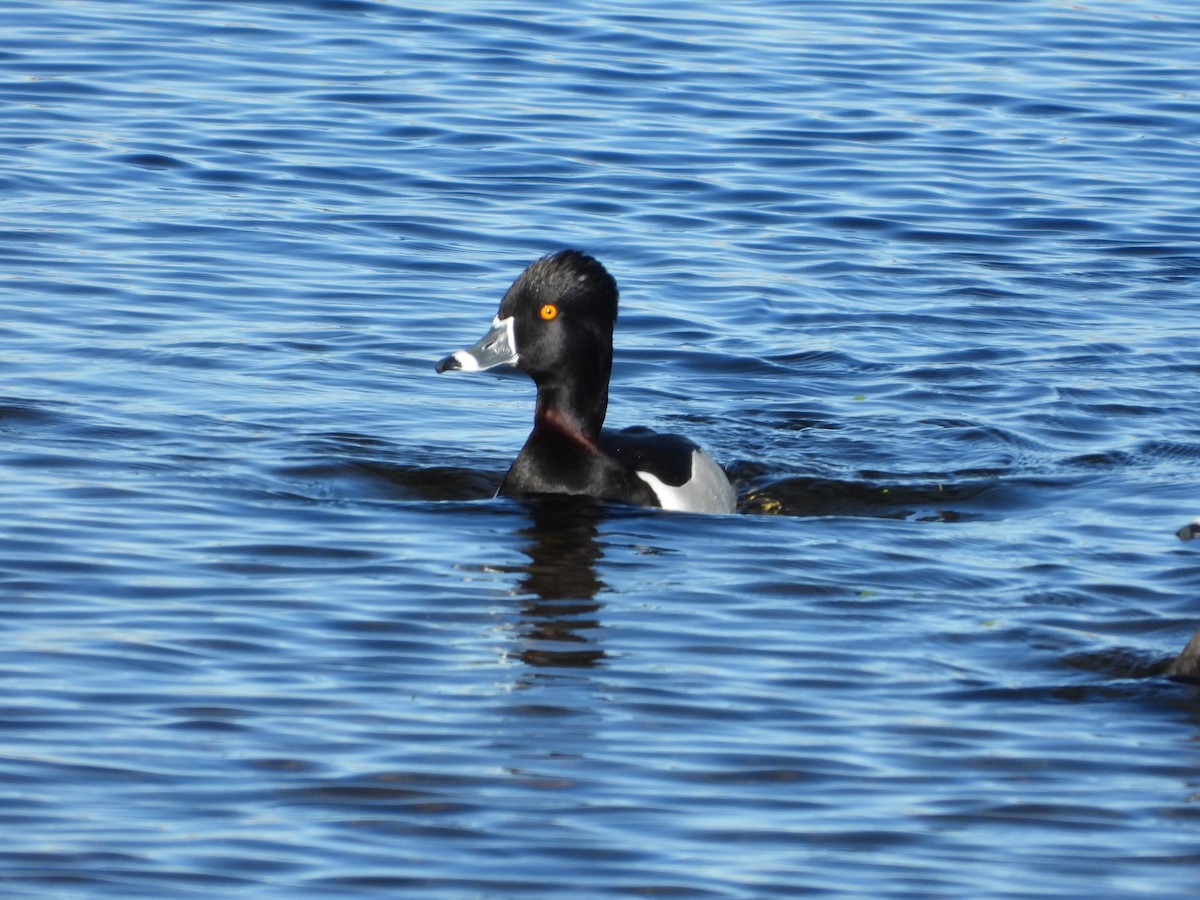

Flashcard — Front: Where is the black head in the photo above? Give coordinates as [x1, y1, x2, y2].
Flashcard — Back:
[497, 250, 619, 383]
[435, 250, 621, 439]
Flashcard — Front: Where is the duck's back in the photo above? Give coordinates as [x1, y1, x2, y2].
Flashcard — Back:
[602, 426, 736, 515]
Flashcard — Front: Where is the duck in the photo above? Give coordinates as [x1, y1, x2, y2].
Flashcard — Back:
[1169, 518, 1200, 680]
[1169, 626, 1200, 680]
[1177, 517, 1200, 541]
[435, 250, 737, 514]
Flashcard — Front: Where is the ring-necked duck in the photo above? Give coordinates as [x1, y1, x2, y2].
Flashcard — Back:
[1170, 518, 1200, 680]
[436, 250, 737, 514]
[1170, 626, 1200, 680]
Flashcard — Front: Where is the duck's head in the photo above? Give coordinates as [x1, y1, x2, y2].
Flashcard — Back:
[436, 250, 618, 383]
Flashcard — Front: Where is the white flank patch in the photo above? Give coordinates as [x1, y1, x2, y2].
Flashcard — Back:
[636, 450, 736, 515]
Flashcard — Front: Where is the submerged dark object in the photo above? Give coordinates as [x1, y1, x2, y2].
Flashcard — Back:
[1168, 518, 1200, 680]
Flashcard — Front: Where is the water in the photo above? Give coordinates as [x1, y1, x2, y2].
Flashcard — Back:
[3, 0, 1200, 895]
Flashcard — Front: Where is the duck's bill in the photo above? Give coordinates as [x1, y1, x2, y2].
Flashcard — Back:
[435, 316, 518, 373]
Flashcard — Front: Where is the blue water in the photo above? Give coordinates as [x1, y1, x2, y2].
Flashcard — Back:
[4, 0, 1200, 896]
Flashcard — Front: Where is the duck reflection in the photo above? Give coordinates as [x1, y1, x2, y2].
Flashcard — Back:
[511, 498, 608, 668]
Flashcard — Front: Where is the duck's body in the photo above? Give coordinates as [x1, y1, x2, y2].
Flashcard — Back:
[436, 250, 736, 514]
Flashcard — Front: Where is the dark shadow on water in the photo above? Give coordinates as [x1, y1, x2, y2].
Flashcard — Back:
[730, 466, 1051, 521]
[353, 459, 502, 501]
[509, 498, 609, 669]
[352, 457, 1035, 523]
[279, 433, 504, 502]
[298, 431, 1064, 523]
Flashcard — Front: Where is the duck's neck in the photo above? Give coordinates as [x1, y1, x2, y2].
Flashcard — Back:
[532, 356, 610, 450]
[534, 382, 608, 450]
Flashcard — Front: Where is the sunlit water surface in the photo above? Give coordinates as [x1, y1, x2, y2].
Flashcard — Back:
[3, 1, 1200, 896]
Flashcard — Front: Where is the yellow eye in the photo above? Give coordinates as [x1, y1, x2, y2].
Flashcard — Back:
[540, 304, 558, 321]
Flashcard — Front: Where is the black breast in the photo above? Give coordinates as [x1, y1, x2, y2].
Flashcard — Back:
[502, 426, 660, 506]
